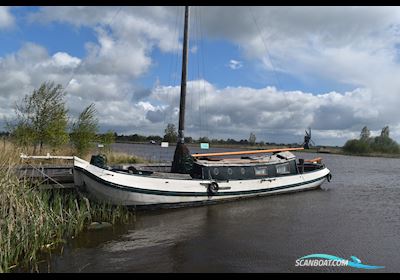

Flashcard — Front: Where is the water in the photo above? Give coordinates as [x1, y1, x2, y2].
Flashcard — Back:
[39, 144, 400, 272]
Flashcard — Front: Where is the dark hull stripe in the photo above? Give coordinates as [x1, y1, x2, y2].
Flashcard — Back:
[133, 186, 321, 210]
[74, 166, 329, 197]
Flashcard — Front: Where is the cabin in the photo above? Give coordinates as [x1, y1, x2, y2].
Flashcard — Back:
[190, 151, 313, 180]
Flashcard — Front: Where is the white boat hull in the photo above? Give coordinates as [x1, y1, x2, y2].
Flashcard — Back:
[73, 157, 331, 208]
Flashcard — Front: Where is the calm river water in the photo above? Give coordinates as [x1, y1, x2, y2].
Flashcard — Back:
[40, 143, 400, 272]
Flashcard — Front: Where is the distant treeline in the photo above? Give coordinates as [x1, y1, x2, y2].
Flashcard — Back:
[343, 126, 400, 154]
[112, 123, 303, 146]
[115, 133, 297, 147]
[0, 131, 9, 137]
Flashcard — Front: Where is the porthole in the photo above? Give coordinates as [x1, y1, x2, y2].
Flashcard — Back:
[213, 168, 219, 175]
[240, 168, 246, 175]
[227, 168, 233, 175]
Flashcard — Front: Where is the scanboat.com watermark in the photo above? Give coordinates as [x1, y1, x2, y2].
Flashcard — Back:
[295, 254, 384, 270]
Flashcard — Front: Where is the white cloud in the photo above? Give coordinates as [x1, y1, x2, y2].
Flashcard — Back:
[40, 52, 81, 69]
[147, 81, 385, 145]
[0, 7, 15, 29]
[27, 6, 183, 80]
[190, 45, 198, 54]
[228, 59, 243, 70]
[0, 39, 393, 145]
[2, 7, 400, 146]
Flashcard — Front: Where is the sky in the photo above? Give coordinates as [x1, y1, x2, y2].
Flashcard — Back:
[1, 6, 400, 146]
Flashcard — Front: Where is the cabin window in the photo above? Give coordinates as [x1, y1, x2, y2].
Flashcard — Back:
[276, 163, 290, 175]
[254, 166, 268, 176]
[240, 168, 246, 175]
[213, 168, 220, 175]
[227, 168, 233, 175]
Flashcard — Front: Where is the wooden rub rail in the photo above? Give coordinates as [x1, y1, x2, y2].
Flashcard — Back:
[304, 157, 322, 163]
[191, 147, 304, 158]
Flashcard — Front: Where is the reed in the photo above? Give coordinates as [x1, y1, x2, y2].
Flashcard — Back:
[0, 143, 135, 272]
[104, 151, 149, 164]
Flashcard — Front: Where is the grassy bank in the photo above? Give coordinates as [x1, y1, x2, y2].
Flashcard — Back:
[0, 143, 135, 272]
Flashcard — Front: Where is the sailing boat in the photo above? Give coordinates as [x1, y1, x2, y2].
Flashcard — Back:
[73, 6, 332, 208]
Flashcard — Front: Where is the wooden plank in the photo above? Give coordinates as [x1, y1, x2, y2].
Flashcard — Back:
[20, 153, 74, 160]
[191, 147, 304, 158]
[14, 165, 74, 184]
[304, 157, 322, 163]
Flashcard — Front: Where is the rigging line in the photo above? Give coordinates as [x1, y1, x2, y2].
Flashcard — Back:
[165, 6, 181, 127]
[191, 6, 200, 139]
[193, 6, 201, 139]
[248, 7, 294, 140]
[247, 7, 291, 109]
[62, 6, 123, 94]
[188, 6, 195, 138]
[194, 7, 203, 139]
[190, 7, 199, 138]
[196, 6, 205, 140]
[198, 6, 209, 140]
[194, 6, 203, 140]
[172, 6, 184, 128]
[165, 6, 181, 128]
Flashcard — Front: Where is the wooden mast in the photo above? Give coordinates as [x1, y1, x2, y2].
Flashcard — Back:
[178, 5, 189, 143]
[171, 6, 192, 173]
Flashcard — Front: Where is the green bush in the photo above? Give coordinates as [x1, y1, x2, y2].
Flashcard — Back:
[343, 133, 400, 155]
[343, 139, 371, 154]
[370, 136, 400, 153]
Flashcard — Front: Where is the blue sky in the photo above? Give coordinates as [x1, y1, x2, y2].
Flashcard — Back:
[0, 7, 96, 57]
[2, 6, 400, 146]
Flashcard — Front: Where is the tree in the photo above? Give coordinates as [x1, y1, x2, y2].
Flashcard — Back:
[249, 132, 256, 146]
[344, 125, 400, 154]
[381, 126, 389, 138]
[70, 103, 99, 156]
[184, 136, 193, 143]
[371, 126, 399, 153]
[198, 136, 210, 143]
[10, 81, 69, 153]
[360, 126, 370, 141]
[343, 139, 370, 154]
[163, 123, 178, 143]
[9, 122, 34, 148]
[99, 130, 116, 153]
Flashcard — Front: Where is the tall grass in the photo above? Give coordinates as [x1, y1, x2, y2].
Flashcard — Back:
[105, 151, 148, 165]
[0, 142, 135, 272]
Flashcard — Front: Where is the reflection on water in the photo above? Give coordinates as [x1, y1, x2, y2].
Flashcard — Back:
[104, 209, 208, 252]
[37, 146, 400, 272]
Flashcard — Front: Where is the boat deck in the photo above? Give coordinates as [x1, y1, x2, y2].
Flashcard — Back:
[195, 151, 297, 167]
